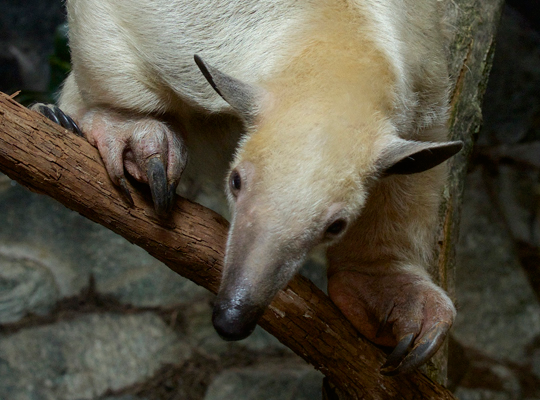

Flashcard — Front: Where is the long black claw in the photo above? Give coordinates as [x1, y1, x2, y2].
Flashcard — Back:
[40, 105, 61, 125]
[381, 322, 450, 376]
[380, 333, 415, 375]
[146, 156, 171, 217]
[32, 103, 84, 137]
[168, 182, 178, 210]
[55, 108, 84, 137]
[68, 116, 84, 137]
[118, 178, 134, 207]
[395, 322, 450, 375]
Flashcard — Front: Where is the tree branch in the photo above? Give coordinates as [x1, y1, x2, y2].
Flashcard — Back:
[0, 91, 456, 398]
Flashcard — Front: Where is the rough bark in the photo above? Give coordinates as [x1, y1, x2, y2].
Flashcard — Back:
[425, 0, 506, 384]
[0, 0, 504, 397]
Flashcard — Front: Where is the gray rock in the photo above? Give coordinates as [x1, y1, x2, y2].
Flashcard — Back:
[454, 170, 540, 363]
[486, 142, 540, 169]
[101, 396, 149, 400]
[204, 364, 323, 400]
[0, 174, 14, 195]
[299, 250, 328, 293]
[491, 165, 540, 246]
[453, 388, 512, 400]
[488, 364, 521, 397]
[0, 312, 191, 400]
[0, 252, 59, 323]
[532, 349, 540, 380]
[478, 7, 540, 146]
[241, 326, 288, 352]
[0, 183, 206, 307]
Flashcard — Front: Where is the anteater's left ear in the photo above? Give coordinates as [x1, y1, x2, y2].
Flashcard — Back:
[378, 138, 463, 176]
[194, 54, 267, 124]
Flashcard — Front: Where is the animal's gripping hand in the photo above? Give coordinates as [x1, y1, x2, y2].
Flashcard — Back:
[32, 104, 187, 217]
[328, 269, 455, 375]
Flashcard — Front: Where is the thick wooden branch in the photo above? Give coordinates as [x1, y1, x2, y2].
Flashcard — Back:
[0, 92, 456, 398]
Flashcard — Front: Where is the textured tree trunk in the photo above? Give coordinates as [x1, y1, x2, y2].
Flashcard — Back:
[0, 0, 504, 397]
[428, 0, 506, 385]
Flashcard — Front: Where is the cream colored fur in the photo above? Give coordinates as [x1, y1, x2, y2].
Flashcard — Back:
[59, 0, 457, 354]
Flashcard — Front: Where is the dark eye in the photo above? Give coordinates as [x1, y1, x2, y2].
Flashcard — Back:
[230, 169, 242, 194]
[325, 219, 346, 236]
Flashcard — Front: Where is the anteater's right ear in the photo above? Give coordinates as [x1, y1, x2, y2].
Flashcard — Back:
[194, 54, 267, 124]
[378, 138, 463, 176]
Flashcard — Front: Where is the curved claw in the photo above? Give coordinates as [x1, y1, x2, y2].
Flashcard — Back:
[32, 103, 84, 137]
[169, 182, 179, 206]
[380, 322, 450, 376]
[146, 156, 173, 217]
[380, 332, 415, 374]
[39, 105, 60, 125]
[55, 108, 84, 137]
[118, 178, 134, 207]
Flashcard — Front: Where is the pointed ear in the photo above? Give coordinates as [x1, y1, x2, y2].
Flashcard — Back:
[379, 139, 463, 176]
[194, 54, 266, 123]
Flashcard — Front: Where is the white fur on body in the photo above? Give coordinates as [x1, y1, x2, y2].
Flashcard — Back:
[60, 0, 456, 356]
[60, 0, 450, 211]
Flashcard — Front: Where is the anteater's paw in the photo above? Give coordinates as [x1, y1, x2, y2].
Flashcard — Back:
[328, 269, 455, 375]
[31, 103, 83, 137]
[79, 111, 187, 217]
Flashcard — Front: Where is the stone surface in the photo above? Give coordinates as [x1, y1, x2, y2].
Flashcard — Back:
[453, 388, 512, 400]
[0, 252, 59, 323]
[102, 396, 149, 400]
[0, 174, 14, 195]
[0, 313, 191, 400]
[204, 364, 323, 400]
[453, 362, 522, 399]
[488, 364, 522, 397]
[478, 7, 540, 147]
[453, 169, 540, 363]
[492, 165, 540, 247]
[0, 182, 207, 307]
[533, 349, 540, 380]
[299, 250, 328, 293]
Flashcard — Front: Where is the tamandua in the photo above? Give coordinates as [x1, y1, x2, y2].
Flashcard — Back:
[33, 0, 462, 375]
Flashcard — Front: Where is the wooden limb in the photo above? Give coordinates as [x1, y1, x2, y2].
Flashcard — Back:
[0, 92, 457, 398]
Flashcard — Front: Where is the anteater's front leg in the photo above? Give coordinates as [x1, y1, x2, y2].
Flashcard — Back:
[327, 169, 455, 375]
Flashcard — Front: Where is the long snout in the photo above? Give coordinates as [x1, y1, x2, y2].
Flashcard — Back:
[212, 259, 292, 341]
[212, 217, 309, 341]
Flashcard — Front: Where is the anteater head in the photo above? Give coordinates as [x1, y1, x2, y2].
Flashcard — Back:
[194, 55, 462, 341]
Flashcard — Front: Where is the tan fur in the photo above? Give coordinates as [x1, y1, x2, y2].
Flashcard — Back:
[58, 0, 459, 361]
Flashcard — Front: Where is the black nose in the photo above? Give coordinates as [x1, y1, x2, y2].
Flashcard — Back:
[212, 301, 264, 341]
